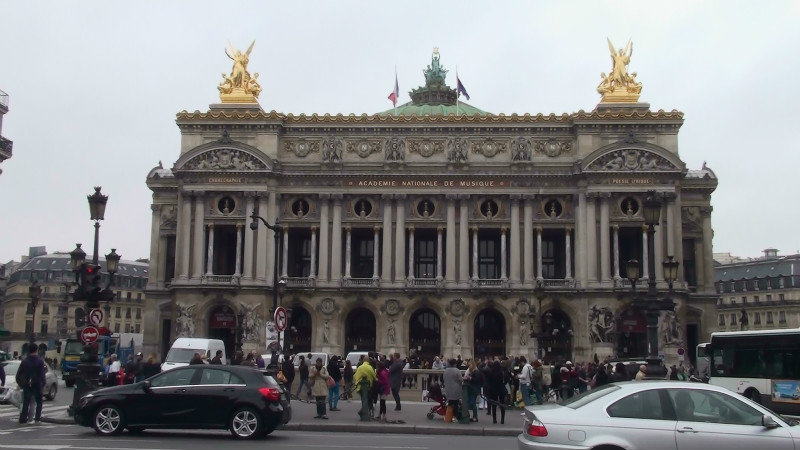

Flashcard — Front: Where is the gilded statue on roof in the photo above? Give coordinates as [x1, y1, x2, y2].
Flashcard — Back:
[597, 38, 642, 103]
[218, 41, 261, 103]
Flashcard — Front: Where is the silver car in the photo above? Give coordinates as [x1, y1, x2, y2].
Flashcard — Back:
[518, 381, 799, 450]
[0, 360, 59, 402]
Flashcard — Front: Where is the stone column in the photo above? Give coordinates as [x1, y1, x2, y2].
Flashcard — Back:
[586, 195, 597, 283]
[330, 196, 343, 281]
[148, 205, 161, 286]
[407, 226, 415, 280]
[344, 226, 352, 278]
[205, 224, 215, 275]
[255, 194, 269, 282]
[266, 192, 278, 286]
[612, 225, 620, 280]
[702, 206, 714, 290]
[642, 225, 649, 280]
[395, 196, 406, 281]
[282, 228, 289, 278]
[243, 195, 255, 279]
[510, 197, 521, 283]
[673, 191, 684, 281]
[382, 195, 392, 283]
[318, 195, 330, 282]
[234, 225, 243, 276]
[500, 227, 508, 280]
[565, 227, 573, 280]
[157, 235, 167, 284]
[654, 204, 665, 281]
[666, 196, 676, 258]
[575, 191, 587, 285]
[523, 197, 534, 283]
[177, 191, 192, 280]
[536, 227, 543, 281]
[459, 198, 469, 282]
[471, 226, 479, 280]
[599, 195, 611, 282]
[373, 226, 380, 279]
[437, 226, 443, 280]
[310, 226, 317, 279]
[446, 196, 456, 283]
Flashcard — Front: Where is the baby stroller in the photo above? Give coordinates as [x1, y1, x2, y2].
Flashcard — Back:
[425, 382, 447, 420]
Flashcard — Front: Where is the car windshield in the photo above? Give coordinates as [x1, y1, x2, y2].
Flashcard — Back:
[561, 384, 621, 409]
[64, 341, 83, 355]
[166, 348, 200, 363]
[1, 362, 19, 376]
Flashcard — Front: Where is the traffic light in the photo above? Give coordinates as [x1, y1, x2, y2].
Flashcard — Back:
[80, 264, 102, 306]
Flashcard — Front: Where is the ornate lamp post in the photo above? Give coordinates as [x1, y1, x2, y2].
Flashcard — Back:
[625, 191, 679, 377]
[28, 279, 42, 344]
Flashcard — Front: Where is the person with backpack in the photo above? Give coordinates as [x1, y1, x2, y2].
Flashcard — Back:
[16, 343, 46, 424]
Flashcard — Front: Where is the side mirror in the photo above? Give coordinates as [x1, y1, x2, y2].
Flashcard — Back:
[763, 415, 780, 429]
[142, 380, 152, 393]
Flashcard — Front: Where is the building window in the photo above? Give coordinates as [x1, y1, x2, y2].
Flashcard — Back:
[413, 229, 437, 278]
[352, 228, 377, 278]
[292, 198, 311, 218]
[757, 279, 768, 290]
[718, 314, 725, 326]
[137, 293, 142, 302]
[115, 307, 121, 318]
[135, 324, 141, 333]
[754, 312, 761, 325]
[25, 320, 33, 335]
[542, 229, 567, 279]
[779, 293, 785, 301]
[114, 323, 120, 333]
[741, 296, 747, 304]
[40, 321, 48, 335]
[26, 303, 34, 314]
[730, 313, 737, 326]
[124, 323, 131, 333]
[288, 229, 312, 277]
[682, 239, 697, 287]
[779, 311, 787, 324]
[126, 292, 131, 301]
[165, 235, 176, 282]
[767, 311, 774, 324]
[766, 294, 772, 302]
[136, 308, 141, 319]
[753, 295, 759, 303]
[729, 297, 734, 304]
[126, 308, 131, 319]
[477, 230, 500, 279]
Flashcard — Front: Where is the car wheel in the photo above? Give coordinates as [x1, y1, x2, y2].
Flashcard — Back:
[229, 407, 263, 439]
[746, 389, 761, 404]
[65, 380, 75, 388]
[46, 384, 57, 401]
[92, 405, 125, 435]
[426, 411, 435, 420]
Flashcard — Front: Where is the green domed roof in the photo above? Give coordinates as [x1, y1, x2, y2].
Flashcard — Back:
[379, 49, 489, 117]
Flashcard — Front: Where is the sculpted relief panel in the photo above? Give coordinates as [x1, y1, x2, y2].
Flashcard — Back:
[283, 139, 321, 157]
[183, 148, 266, 170]
[588, 149, 676, 172]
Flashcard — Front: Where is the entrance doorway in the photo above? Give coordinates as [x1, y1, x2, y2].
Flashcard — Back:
[208, 305, 236, 358]
[617, 308, 647, 358]
[539, 309, 573, 363]
[286, 306, 312, 354]
[409, 308, 441, 363]
[345, 308, 376, 353]
[474, 309, 505, 358]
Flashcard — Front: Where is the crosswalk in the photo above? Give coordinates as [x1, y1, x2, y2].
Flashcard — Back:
[0, 404, 69, 419]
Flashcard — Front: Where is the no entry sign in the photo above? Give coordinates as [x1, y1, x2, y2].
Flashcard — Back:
[274, 307, 287, 332]
[81, 326, 99, 344]
[89, 308, 104, 327]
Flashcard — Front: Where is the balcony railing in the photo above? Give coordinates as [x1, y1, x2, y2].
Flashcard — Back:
[202, 274, 239, 286]
[470, 278, 509, 289]
[342, 277, 380, 288]
[406, 277, 444, 288]
[540, 278, 576, 288]
[285, 277, 316, 288]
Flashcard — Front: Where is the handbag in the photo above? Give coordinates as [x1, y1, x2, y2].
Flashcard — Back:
[326, 376, 336, 388]
[277, 370, 287, 384]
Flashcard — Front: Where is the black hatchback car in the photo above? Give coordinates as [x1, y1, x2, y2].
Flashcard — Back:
[75, 365, 291, 439]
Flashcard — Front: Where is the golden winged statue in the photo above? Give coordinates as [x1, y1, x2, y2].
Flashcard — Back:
[218, 40, 261, 103]
[597, 38, 642, 103]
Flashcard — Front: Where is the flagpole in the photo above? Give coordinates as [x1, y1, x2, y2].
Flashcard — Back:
[394, 65, 397, 115]
[456, 66, 460, 116]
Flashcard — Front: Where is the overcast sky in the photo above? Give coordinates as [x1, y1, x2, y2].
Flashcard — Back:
[1, 1, 798, 264]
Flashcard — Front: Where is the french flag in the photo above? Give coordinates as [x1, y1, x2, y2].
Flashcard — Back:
[388, 73, 399, 106]
[457, 75, 470, 101]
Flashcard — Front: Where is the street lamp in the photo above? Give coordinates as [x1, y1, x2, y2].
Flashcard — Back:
[28, 278, 42, 344]
[625, 191, 678, 377]
[249, 201, 283, 315]
[87, 187, 108, 266]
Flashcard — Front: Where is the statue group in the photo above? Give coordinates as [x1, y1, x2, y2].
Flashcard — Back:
[218, 41, 262, 101]
[597, 38, 643, 102]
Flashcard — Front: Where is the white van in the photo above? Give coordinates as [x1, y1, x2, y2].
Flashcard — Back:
[161, 338, 226, 371]
[293, 352, 330, 369]
[344, 351, 385, 369]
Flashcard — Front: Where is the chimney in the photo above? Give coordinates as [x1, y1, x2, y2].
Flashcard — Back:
[763, 248, 779, 260]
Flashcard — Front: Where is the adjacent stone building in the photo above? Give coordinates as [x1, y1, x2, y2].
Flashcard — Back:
[714, 249, 800, 331]
[145, 45, 718, 365]
[0, 88, 12, 175]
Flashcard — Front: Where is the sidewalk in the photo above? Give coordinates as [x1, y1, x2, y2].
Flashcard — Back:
[42, 397, 522, 436]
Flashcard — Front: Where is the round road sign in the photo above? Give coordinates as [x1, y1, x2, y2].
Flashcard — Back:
[80, 326, 99, 344]
[89, 308, 104, 327]
[274, 307, 287, 332]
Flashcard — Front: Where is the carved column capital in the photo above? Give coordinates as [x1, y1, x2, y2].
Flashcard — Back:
[407, 225, 415, 232]
[310, 226, 318, 232]
[151, 204, 161, 213]
[381, 193, 393, 200]
[394, 194, 407, 200]
[522, 193, 538, 201]
[445, 193, 459, 201]
[437, 226, 443, 233]
[509, 194, 522, 202]
[700, 206, 713, 217]
[374, 225, 382, 232]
